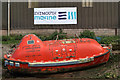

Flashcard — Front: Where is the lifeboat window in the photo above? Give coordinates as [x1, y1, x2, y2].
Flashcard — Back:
[62, 40, 75, 44]
[27, 40, 34, 44]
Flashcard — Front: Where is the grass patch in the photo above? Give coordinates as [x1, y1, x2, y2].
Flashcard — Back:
[2, 34, 23, 44]
[1, 31, 67, 44]
[98, 36, 120, 44]
[1, 30, 120, 45]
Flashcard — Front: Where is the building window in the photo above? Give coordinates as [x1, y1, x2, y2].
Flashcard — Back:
[28, 0, 39, 8]
[82, 0, 93, 7]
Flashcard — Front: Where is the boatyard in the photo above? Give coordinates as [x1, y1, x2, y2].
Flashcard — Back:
[1, 1, 120, 80]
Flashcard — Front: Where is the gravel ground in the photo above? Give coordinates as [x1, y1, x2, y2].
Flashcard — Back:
[1, 44, 120, 80]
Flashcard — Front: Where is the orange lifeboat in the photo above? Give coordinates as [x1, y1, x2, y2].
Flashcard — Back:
[4, 34, 111, 73]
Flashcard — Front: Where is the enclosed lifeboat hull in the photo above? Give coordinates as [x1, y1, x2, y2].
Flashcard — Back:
[4, 34, 110, 73]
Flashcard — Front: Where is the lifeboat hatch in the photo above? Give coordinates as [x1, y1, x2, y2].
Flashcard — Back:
[51, 46, 63, 59]
[50, 45, 76, 59]
[66, 45, 76, 58]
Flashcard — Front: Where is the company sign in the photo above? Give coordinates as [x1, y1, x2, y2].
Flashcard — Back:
[34, 7, 77, 24]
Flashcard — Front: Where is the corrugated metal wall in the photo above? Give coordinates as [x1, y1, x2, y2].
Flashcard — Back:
[119, 2, 120, 29]
[2, 2, 119, 30]
[2, 2, 8, 30]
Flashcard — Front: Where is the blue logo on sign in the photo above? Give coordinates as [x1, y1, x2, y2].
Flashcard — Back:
[58, 12, 67, 20]
[68, 12, 76, 20]
[58, 12, 76, 20]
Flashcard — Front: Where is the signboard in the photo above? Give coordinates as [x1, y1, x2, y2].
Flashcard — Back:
[34, 7, 77, 24]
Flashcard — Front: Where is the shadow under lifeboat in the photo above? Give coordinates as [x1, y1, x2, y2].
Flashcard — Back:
[4, 34, 111, 73]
